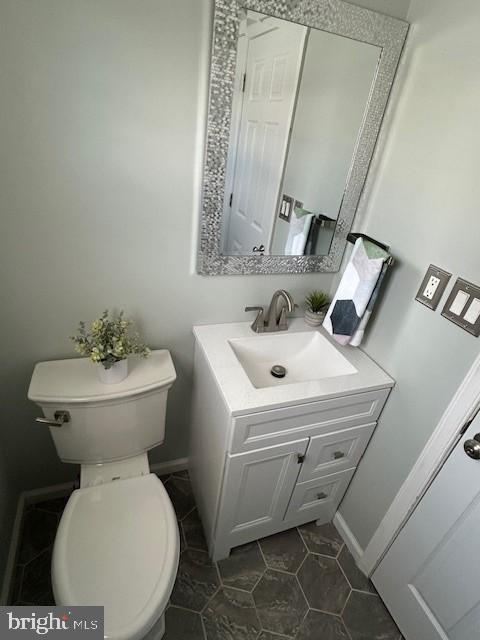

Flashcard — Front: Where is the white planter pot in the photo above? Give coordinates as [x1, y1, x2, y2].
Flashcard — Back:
[304, 309, 326, 327]
[97, 359, 128, 384]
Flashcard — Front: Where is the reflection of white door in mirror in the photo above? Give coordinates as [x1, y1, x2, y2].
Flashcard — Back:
[222, 14, 306, 256]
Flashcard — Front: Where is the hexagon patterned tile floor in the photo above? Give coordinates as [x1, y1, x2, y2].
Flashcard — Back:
[9, 471, 404, 640]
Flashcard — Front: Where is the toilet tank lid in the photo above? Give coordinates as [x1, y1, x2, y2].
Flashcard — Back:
[28, 350, 176, 404]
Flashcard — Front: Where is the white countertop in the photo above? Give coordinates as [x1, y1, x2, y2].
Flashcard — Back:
[193, 319, 394, 416]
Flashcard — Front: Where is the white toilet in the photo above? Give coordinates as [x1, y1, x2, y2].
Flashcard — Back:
[28, 350, 179, 640]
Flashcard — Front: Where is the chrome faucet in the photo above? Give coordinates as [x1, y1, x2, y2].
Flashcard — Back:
[245, 290, 295, 333]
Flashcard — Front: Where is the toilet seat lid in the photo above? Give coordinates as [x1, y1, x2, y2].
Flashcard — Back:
[53, 474, 179, 640]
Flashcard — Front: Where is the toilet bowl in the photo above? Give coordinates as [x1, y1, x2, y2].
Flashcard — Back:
[53, 473, 179, 640]
[28, 351, 179, 640]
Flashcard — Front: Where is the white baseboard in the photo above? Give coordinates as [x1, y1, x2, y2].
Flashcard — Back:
[0, 457, 189, 606]
[150, 457, 189, 477]
[333, 511, 365, 569]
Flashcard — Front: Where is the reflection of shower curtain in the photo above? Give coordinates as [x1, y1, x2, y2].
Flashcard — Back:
[284, 209, 314, 255]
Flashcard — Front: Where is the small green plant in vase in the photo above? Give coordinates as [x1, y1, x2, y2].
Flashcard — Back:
[71, 310, 150, 384]
[304, 290, 330, 326]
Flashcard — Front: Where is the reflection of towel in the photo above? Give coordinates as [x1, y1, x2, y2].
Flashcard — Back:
[323, 238, 390, 346]
[284, 208, 314, 255]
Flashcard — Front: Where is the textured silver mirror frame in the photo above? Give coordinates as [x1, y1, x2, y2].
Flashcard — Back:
[197, 0, 409, 276]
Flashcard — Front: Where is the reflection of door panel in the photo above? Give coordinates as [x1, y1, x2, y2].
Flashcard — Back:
[226, 22, 306, 255]
[373, 411, 480, 640]
[221, 24, 248, 253]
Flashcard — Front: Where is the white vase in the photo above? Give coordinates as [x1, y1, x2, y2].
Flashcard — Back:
[97, 359, 128, 384]
[304, 308, 326, 327]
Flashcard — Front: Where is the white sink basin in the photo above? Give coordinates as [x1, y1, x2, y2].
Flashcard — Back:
[228, 331, 357, 388]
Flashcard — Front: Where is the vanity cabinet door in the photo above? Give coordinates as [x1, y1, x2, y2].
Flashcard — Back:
[215, 439, 308, 550]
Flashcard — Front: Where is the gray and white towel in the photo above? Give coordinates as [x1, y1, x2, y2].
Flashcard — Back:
[284, 207, 314, 255]
[323, 238, 390, 346]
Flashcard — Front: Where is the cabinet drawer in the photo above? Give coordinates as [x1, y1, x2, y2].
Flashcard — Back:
[284, 469, 355, 524]
[230, 388, 389, 454]
[298, 422, 376, 482]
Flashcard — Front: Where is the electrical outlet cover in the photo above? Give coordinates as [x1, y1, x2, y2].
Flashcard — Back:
[442, 278, 480, 337]
[415, 265, 451, 310]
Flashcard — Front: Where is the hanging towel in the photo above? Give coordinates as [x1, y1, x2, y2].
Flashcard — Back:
[284, 207, 314, 255]
[323, 238, 390, 346]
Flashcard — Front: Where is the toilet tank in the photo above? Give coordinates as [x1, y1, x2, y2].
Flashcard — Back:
[28, 351, 176, 464]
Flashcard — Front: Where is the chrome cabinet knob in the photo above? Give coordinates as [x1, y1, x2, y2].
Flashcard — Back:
[464, 434, 480, 460]
[333, 451, 345, 460]
[297, 453, 305, 464]
[317, 492, 327, 500]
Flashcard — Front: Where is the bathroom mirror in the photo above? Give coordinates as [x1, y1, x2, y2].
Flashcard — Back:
[197, 0, 408, 275]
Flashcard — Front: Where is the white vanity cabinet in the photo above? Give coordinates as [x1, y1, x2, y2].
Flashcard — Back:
[189, 332, 392, 561]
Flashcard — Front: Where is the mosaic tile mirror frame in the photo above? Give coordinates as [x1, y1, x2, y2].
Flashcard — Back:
[197, 0, 408, 275]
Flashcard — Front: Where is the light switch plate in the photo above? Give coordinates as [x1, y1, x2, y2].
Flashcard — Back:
[415, 265, 452, 310]
[442, 278, 480, 337]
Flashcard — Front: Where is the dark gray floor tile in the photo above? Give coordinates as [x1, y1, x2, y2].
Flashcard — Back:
[10, 565, 24, 605]
[21, 548, 54, 604]
[180, 525, 186, 553]
[202, 587, 260, 640]
[164, 476, 195, 521]
[297, 553, 350, 614]
[18, 509, 58, 564]
[218, 542, 265, 591]
[297, 522, 343, 557]
[297, 610, 349, 640]
[164, 605, 205, 640]
[338, 546, 375, 593]
[182, 509, 208, 552]
[259, 529, 307, 573]
[253, 569, 308, 637]
[170, 549, 220, 612]
[257, 632, 291, 640]
[343, 592, 401, 640]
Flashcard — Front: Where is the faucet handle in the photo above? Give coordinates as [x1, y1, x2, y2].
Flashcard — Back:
[245, 306, 265, 333]
[278, 306, 288, 330]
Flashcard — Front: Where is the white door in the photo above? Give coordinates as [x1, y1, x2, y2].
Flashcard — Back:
[225, 20, 306, 255]
[373, 410, 480, 640]
[214, 439, 308, 554]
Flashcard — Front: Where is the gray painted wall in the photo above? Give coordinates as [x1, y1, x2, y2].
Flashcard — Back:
[0, 0, 410, 586]
[339, 0, 480, 549]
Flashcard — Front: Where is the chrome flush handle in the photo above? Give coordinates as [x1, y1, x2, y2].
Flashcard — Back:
[36, 410, 71, 428]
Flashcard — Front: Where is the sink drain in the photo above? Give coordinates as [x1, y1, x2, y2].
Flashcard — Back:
[271, 365, 287, 379]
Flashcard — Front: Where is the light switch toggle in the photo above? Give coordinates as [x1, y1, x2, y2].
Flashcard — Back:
[465, 298, 480, 325]
[449, 290, 469, 316]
